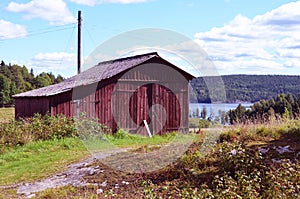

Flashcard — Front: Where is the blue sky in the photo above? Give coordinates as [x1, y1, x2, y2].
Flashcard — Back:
[1, 0, 300, 77]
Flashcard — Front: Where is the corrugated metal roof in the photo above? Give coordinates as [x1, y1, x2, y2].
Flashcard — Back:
[13, 52, 193, 98]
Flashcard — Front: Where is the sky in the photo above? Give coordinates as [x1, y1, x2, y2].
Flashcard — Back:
[1, 0, 300, 77]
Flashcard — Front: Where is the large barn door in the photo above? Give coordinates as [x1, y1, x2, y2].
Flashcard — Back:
[129, 84, 151, 135]
[151, 84, 181, 134]
[129, 83, 180, 135]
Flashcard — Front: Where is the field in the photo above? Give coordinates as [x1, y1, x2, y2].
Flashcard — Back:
[0, 107, 14, 123]
[0, 108, 299, 198]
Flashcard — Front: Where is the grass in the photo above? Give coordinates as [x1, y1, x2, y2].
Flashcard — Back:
[0, 107, 14, 123]
[82, 130, 199, 154]
[220, 119, 300, 143]
[0, 129, 196, 185]
[0, 137, 88, 186]
[107, 131, 181, 147]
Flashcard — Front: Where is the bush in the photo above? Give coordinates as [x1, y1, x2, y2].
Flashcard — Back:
[113, 129, 130, 139]
[75, 117, 108, 140]
[198, 119, 211, 128]
[0, 114, 77, 153]
[208, 142, 300, 198]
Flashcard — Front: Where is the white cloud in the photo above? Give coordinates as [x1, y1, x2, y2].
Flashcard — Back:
[194, 1, 300, 75]
[6, 0, 76, 25]
[104, 0, 151, 3]
[0, 19, 27, 39]
[284, 59, 300, 69]
[69, 0, 151, 6]
[69, 0, 96, 6]
[30, 52, 76, 77]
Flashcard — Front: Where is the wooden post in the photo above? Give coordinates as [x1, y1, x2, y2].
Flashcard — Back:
[77, 10, 82, 74]
[143, 120, 152, 137]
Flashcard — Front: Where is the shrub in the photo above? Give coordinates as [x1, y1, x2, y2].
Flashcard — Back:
[75, 117, 108, 140]
[208, 141, 300, 198]
[113, 129, 130, 139]
[0, 114, 77, 153]
[198, 119, 211, 128]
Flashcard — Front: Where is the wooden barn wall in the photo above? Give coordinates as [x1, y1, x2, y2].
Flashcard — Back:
[15, 97, 50, 119]
[71, 83, 99, 118]
[49, 91, 73, 117]
[95, 78, 118, 132]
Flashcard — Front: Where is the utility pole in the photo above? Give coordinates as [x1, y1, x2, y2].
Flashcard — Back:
[77, 10, 82, 74]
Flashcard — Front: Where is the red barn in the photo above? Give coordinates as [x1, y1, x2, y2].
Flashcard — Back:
[13, 52, 194, 134]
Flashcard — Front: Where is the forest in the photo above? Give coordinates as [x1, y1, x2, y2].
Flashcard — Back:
[0, 61, 64, 106]
[191, 74, 300, 103]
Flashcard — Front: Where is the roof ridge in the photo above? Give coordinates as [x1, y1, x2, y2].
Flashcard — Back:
[96, 52, 159, 65]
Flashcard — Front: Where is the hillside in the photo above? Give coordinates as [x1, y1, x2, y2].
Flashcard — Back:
[191, 74, 300, 103]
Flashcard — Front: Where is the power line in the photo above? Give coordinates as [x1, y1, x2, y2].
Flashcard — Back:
[0, 23, 77, 41]
[27, 24, 77, 37]
[56, 24, 77, 71]
[83, 23, 97, 49]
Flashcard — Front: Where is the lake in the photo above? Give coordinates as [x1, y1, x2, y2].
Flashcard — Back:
[189, 103, 252, 118]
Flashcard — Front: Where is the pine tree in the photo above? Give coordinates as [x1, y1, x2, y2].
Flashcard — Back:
[0, 74, 11, 106]
[201, 106, 207, 119]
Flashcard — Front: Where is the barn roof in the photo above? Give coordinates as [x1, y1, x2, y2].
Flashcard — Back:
[13, 52, 194, 98]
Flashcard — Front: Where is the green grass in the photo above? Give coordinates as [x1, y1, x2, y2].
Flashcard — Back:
[82, 130, 199, 153]
[0, 130, 197, 186]
[107, 131, 178, 147]
[0, 137, 88, 185]
[0, 107, 14, 123]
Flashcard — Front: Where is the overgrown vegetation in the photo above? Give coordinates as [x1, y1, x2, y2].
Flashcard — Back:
[25, 119, 299, 199]
[0, 114, 76, 154]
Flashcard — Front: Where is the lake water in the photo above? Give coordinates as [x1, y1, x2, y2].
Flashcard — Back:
[189, 103, 252, 118]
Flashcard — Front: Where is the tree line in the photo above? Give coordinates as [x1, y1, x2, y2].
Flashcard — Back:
[229, 93, 300, 124]
[0, 61, 64, 106]
[190, 93, 300, 126]
[191, 75, 300, 103]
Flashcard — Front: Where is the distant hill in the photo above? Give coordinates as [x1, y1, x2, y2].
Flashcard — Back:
[190, 75, 300, 103]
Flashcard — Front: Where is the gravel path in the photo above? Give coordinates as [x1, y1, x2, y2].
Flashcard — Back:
[15, 149, 128, 198]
